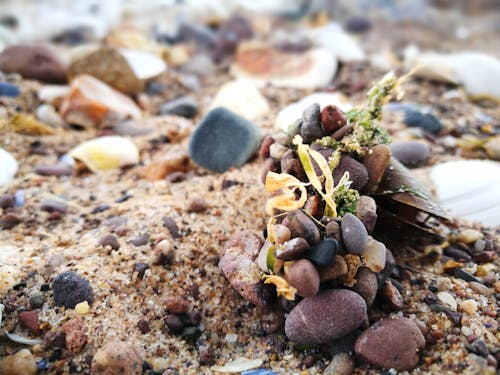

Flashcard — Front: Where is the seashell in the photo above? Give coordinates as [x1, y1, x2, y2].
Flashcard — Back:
[69, 136, 139, 172]
[211, 357, 263, 373]
[0, 147, 18, 187]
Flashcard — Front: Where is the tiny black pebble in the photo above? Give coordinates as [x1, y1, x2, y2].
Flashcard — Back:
[306, 238, 338, 267]
[404, 110, 443, 134]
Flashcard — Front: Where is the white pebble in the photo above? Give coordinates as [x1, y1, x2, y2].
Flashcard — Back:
[461, 326, 473, 336]
[437, 291, 457, 310]
[459, 299, 478, 315]
[362, 237, 386, 273]
[224, 333, 238, 343]
[0, 147, 18, 187]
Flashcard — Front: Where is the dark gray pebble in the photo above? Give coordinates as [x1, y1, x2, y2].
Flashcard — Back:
[332, 155, 368, 191]
[390, 141, 430, 168]
[40, 199, 68, 214]
[35, 161, 73, 177]
[162, 216, 181, 238]
[159, 96, 199, 118]
[341, 213, 368, 254]
[306, 238, 338, 267]
[52, 271, 94, 309]
[128, 233, 149, 247]
[443, 247, 472, 263]
[300, 103, 323, 143]
[165, 314, 184, 333]
[453, 268, 481, 283]
[99, 234, 120, 251]
[188, 107, 261, 173]
[404, 111, 442, 134]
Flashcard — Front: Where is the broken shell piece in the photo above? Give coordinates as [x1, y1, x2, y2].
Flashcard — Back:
[405, 47, 500, 102]
[211, 357, 263, 373]
[60, 75, 142, 128]
[69, 136, 139, 172]
[0, 148, 18, 187]
[69, 47, 167, 95]
[231, 41, 337, 89]
[210, 79, 270, 120]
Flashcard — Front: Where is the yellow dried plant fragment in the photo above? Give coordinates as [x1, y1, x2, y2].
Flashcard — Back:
[264, 172, 307, 215]
[75, 301, 89, 315]
[262, 274, 297, 300]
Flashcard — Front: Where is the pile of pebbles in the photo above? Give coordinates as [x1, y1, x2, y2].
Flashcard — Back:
[220, 77, 431, 371]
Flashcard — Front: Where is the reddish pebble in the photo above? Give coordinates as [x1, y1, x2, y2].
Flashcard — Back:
[19, 311, 40, 336]
[164, 296, 190, 314]
[320, 105, 347, 134]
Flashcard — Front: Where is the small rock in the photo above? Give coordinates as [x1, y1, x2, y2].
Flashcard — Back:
[453, 268, 481, 283]
[323, 353, 354, 375]
[379, 279, 404, 310]
[306, 238, 338, 267]
[484, 135, 500, 161]
[285, 259, 320, 298]
[300, 103, 323, 143]
[273, 224, 291, 244]
[188, 107, 261, 173]
[0, 213, 21, 229]
[390, 141, 430, 168]
[35, 104, 64, 127]
[128, 233, 149, 247]
[404, 110, 442, 134]
[199, 345, 215, 365]
[355, 196, 377, 233]
[325, 220, 341, 241]
[0, 193, 15, 209]
[443, 247, 472, 263]
[60, 75, 142, 128]
[145, 145, 189, 181]
[0, 44, 66, 83]
[29, 293, 46, 309]
[362, 237, 387, 273]
[164, 296, 190, 314]
[469, 281, 492, 296]
[437, 291, 457, 310]
[213, 15, 254, 61]
[457, 229, 483, 244]
[459, 299, 478, 315]
[41, 199, 68, 214]
[187, 198, 208, 213]
[0, 82, 20, 97]
[151, 239, 175, 266]
[355, 317, 426, 371]
[285, 289, 367, 345]
[333, 155, 368, 191]
[99, 234, 120, 251]
[0, 147, 18, 187]
[181, 53, 216, 77]
[18, 311, 40, 336]
[276, 237, 309, 261]
[162, 217, 181, 238]
[219, 231, 270, 307]
[352, 267, 378, 307]
[137, 319, 150, 334]
[341, 213, 368, 254]
[91, 340, 142, 375]
[0, 349, 37, 375]
[44, 329, 66, 349]
[344, 17, 372, 33]
[474, 251, 496, 264]
[165, 314, 184, 334]
[69, 47, 166, 95]
[52, 271, 94, 309]
[363, 145, 391, 187]
[320, 104, 347, 134]
[134, 263, 150, 279]
[63, 317, 87, 354]
[318, 255, 348, 282]
[159, 96, 199, 119]
[210, 79, 270, 121]
[35, 161, 73, 177]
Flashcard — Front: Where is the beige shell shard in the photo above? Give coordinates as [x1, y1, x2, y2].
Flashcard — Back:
[210, 79, 270, 120]
[0, 147, 18, 187]
[231, 41, 337, 89]
[429, 160, 500, 227]
[69, 136, 139, 172]
[211, 357, 263, 373]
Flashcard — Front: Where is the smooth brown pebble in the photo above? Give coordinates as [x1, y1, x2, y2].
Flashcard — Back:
[318, 255, 348, 282]
[99, 234, 120, 251]
[352, 267, 378, 307]
[0, 349, 37, 375]
[323, 353, 354, 375]
[284, 209, 320, 245]
[355, 316, 425, 371]
[362, 144, 391, 186]
[285, 259, 320, 297]
[18, 311, 40, 336]
[332, 155, 368, 191]
[355, 195, 377, 233]
[91, 340, 142, 375]
[276, 237, 309, 261]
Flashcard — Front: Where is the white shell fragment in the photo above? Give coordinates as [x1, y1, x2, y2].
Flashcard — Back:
[5, 331, 42, 346]
[210, 79, 270, 120]
[119, 48, 167, 80]
[0, 147, 18, 187]
[276, 93, 352, 132]
[405, 47, 500, 101]
[362, 237, 387, 273]
[211, 357, 263, 373]
[309, 23, 366, 63]
[429, 160, 500, 227]
[69, 136, 139, 172]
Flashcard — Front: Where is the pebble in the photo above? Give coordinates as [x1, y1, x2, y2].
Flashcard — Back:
[219, 231, 270, 307]
[390, 141, 430, 168]
[362, 237, 387, 273]
[453, 268, 481, 283]
[0, 193, 14, 209]
[98, 234, 120, 251]
[210, 79, 270, 121]
[145, 146, 189, 181]
[35, 104, 64, 128]
[52, 271, 94, 309]
[0, 349, 37, 375]
[318, 255, 348, 282]
[320, 104, 347, 134]
[91, 340, 142, 375]
[165, 314, 184, 334]
[0, 147, 18, 187]
[379, 280, 404, 310]
[164, 295, 190, 314]
[352, 267, 378, 307]
[128, 233, 149, 247]
[276, 237, 309, 261]
[0, 81, 20, 97]
[443, 247, 472, 263]
[273, 224, 291, 244]
[181, 53, 216, 77]
[44, 329, 66, 349]
[285, 259, 320, 297]
[40, 198, 68, 214]
[285, 289, 367, 345]
[137, 319, 150, 334]
[306, 238, 338, 267]
[355, 317, 426, 371]
[151, 239, 175, 266]
[213, 15, 254, 61]
[484, 135, 500, 161]
[0, 213, 21, 229]
[29, 293, 46, 309]
[188, 107, 261, 173]
[323, 353, 354, 375]
[469, 281, 492, 296]
[187, 198, 209, 213]
[162, 217, 181, 238]
[355, 195, 377, 233]
[0, 44, 66, 83]
[134, 263, 149, 279]
[284, 209, 321, 245]
[159, 96, 199, 118]
[457, 229, 483, 244]
[333, 155, 369, 191]
[18, 311, 40, 336]
[363, 145, 391, 186]
[35, 161, 73, 177]
[300, 103, 323, 143]
[63, 317, 87, 354]
[344, 17, 372, 33]
[404, 110, 443, 134]
[437, 291, 457, 310]
[60, 75, 142, 128]
[341, 213, 369, 254]
[459, 299, 478, 315]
